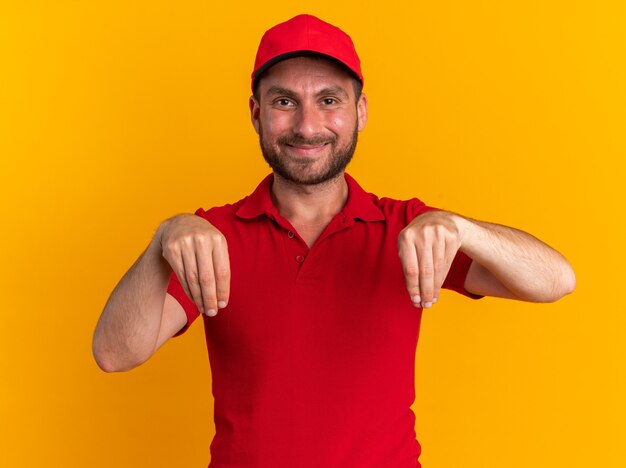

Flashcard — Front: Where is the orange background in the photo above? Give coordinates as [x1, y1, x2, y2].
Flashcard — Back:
[1, 1, 624, 467]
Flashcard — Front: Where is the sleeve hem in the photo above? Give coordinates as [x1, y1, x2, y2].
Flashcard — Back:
[443, 252, 484, 300]
[167, 273, 201, 337]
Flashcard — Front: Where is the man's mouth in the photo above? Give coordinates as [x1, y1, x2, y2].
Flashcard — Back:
[285, 142, 330, 157]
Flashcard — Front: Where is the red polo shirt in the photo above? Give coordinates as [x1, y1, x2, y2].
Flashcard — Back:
[167, 173, 480, 467]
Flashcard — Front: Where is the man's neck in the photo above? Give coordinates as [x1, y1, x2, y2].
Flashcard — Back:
[271, 172, 349, 246]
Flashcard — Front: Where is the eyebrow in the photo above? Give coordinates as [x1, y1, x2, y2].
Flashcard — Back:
[265, 86, 298, 99]
[265, 85, 350, 100]
[318, 86, 349, 99]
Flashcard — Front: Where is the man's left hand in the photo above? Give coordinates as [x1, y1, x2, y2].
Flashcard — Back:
[397, 210, 462, 309]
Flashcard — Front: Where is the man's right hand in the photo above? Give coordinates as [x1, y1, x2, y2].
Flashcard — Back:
[158, 214, 231, 317]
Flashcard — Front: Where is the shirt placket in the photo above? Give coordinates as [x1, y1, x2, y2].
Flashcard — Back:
[265, 209, 309, 280]
[270, 210, 355, 281]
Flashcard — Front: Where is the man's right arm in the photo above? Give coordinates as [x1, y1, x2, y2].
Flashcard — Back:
[92, 214, 230, 373]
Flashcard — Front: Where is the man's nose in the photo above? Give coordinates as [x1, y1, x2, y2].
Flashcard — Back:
[292, 103, 324, 139]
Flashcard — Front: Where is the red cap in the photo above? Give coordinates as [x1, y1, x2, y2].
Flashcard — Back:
[252, 14, 363, 92]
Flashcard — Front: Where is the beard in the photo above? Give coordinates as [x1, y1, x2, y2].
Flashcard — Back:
[259, 124, 358, 186]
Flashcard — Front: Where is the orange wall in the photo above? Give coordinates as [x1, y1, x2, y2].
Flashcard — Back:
[1, 1, 624, 467]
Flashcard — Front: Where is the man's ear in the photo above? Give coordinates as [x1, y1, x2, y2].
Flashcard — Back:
[249, 96, 260, 134]
[357, 93, 368, 132]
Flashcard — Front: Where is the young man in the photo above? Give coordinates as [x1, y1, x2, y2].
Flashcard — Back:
[93, 14, 575, 467]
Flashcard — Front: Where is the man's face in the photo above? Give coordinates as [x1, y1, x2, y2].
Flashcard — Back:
[250, 56, 368, 185]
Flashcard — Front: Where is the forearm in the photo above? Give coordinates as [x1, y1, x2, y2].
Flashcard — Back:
[456, 215, 576, 302]
[93, 231, 172, 372]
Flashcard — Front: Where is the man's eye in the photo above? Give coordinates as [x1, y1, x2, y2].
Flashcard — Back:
[322, 98, 337, 105]
[275, 99, 293, 106]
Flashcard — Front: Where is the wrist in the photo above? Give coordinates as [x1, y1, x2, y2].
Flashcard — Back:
[451, 213, 475, 249]
[150, 219, 170, 257]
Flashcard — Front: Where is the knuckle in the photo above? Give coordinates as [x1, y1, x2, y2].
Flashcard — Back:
[407, 285, 421, 295]
[404, 266, 419, 278]
[214, 267, 230, 280]
[421, 265, 435, 277]
[199, 271, 214, 286]
[434, 224, 447, 236]
[193, 234, 207, 246]
[421, 285, 433, 295]
[187, 270, 199, 284]
[162, 243, 177, 258]
[181, 234, 194, 247]
[216, 288, 230, 298]
[417, 228, 431, 242]
[398, 229, 414, 245]
[211, 232, 225, 244]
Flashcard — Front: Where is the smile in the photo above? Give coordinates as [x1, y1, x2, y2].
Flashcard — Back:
[285, 143, 330, 157]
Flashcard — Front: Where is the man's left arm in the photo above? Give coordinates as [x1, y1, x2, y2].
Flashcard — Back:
[397, 210, 576, 308]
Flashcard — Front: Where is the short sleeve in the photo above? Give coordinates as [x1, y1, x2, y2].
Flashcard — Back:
[167, 272, 202, 337]
[405, 197, 438, 220]
[406, 198, 483, 300]
[442, 251, 483, 299]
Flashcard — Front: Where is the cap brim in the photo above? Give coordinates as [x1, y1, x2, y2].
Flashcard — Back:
[252, 50, 363, 91]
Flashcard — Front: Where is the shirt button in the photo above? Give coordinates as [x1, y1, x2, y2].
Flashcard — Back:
[295, 255, 305, 263]
[287, 231, 295, 238]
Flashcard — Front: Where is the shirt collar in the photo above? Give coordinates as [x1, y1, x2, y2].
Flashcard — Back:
[235, 172, 385, 222]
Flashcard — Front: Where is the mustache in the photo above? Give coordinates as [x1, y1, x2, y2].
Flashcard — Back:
[276, 134, 336, 147]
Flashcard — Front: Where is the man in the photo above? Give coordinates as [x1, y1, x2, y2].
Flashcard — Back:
[93, 14, 575, 467]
